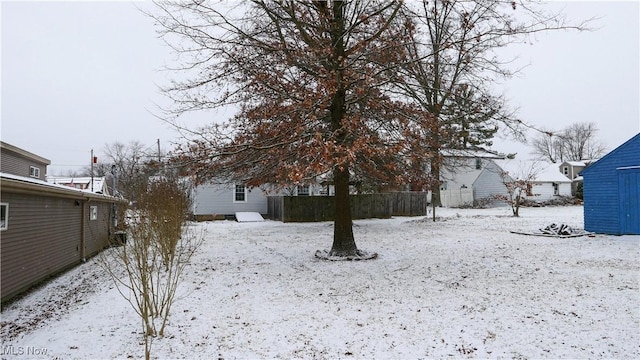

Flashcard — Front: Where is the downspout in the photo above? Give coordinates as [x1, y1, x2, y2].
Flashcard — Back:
[81, 199, 87, 262]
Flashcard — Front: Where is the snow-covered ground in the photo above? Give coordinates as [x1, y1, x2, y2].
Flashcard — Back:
[1, 205, 638, 359]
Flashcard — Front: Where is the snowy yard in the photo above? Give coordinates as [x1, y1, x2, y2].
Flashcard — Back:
[1, 205, 638, 359]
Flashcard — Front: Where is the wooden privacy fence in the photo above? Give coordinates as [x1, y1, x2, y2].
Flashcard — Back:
[267, 192, 427, 222]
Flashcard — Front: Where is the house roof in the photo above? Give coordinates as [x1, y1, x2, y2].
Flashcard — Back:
[560, 158, 600, 167]
[0, 141, 51, 165]
[1, 172, 119, 201]
[562, 161, 586, 167]
[581, 133, 640, 175]
[47, 176, 108, 194]
[441, 148, 506, 159]
[494, 159, 571, 183]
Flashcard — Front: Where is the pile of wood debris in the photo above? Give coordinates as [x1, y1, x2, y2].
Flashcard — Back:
[510, 223, 593, 238]
[539, 223, 578, 236]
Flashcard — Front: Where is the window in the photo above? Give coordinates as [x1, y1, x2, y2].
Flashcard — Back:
[563, 166, 569, 175]
[475, 158, 482, 170]
[553, 183, 559, 195]
[297, 185, 310, 196]
[29, 166, 40, 178]
[90, 206, 98, 220]
[440, 182, 447, 191]
[1, 203, 8, 231]
[234, 184, 247, 202]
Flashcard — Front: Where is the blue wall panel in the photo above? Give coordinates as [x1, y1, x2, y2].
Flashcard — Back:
[583, 134, 640, 235]
[618, 168, 640, 235]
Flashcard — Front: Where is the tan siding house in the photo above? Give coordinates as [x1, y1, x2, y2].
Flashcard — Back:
[1, 142, 120, 303]
[0, 141, 50, 180]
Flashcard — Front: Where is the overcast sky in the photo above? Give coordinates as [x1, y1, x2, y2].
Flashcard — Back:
[1, 1, 639, 175]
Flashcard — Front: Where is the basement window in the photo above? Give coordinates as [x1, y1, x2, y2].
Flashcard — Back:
[1, 203, 8, 230]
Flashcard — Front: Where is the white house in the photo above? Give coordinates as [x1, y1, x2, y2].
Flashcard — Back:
[189, 180, 333, 220]
[190, 182, 269, 220]
[438, 148, 508, 207]
[493, 160, 572, 202]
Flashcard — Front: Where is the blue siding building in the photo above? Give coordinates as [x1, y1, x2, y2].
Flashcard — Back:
[582, 133, 640, 235]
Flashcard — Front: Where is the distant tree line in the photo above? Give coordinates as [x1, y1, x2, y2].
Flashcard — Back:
[531, 121, 607, 163]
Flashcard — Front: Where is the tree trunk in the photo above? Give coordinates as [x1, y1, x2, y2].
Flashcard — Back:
[329, 165, 358, 256]
[326, 0, 359, 257]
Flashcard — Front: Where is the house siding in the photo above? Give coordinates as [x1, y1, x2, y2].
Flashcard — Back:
[583, 134, 640, 235]
[1, 142, 50, 180]
[84, 201, 113, 257]
[1, 192, 82, 301]
[528, 182, 572, 201]
[1, 179, 117, 303]
[473, 161, 508, 201]
[192, 183, 268, 216]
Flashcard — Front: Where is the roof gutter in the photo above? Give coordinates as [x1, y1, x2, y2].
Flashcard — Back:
[1, 176, 125, 203]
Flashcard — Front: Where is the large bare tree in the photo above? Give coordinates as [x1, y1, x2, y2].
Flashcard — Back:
[103, 141, 164, 199]
[394, 0, 588, 207]
[531, 129, 565, 163]
[151, 0, 588, 255]
[152, 1, 426, 258]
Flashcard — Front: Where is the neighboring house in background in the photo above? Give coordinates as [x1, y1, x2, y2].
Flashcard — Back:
[559, 159, 599, 180]
[0, 141, 50, 180]
[191, 182, 271, 220]
[47, 176, 111, 195]
[494, 159, 572, 202]
[190, 179, 334, 220]
[559, 161, 586, 180]
[558, 159, 599, 196]
[0, 142, 120, 303]
[438, 148, 508, 207]
[582, 133, 640, 235]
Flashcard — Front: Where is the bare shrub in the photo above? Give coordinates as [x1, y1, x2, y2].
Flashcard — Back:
[100, 176, 202, 360]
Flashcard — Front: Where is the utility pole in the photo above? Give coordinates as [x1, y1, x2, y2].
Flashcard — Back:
[90, 149, 94, 192]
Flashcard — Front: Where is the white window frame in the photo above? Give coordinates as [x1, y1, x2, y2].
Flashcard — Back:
[29, 166, 40, 178]
[234, 184, 247, 203]
[297, 185, 310, 196]
[90, 205, 98, 220]
[1, 203, 8, 231]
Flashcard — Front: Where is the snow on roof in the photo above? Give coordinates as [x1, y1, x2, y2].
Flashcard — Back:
[2, 173, 119, 199]
[441, 148, 506, 159]
[561, 159, 600, 167]
[564, 161, 586, 167]
[3, 173, 95, 194]
[494, 160, 571, 183]
[47, 176, 108, 194]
